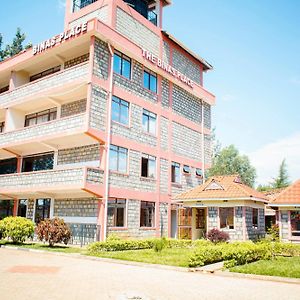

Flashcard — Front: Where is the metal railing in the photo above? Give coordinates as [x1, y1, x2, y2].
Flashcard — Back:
[73, 0, 98, 12]
[67, 223, 101, 247]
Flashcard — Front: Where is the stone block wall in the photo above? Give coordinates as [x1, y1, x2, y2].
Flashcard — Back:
[161, 78, 170, 108]
[162, 41, 171, 64]
[159, 202, 169, 237]
[64, 53, 89, 69]
[61, 99, 87, 118]
[160, 117, 169, 151]
[116, 7, 160, 56]
[26, 199, 35, 220]
[223, 206, 244, 241]
[93, 38, 109, 80]
[280, 210, 290, 241]
[245, 207, 265, 241]
[57, 144, 100, 165]
[207, 207, 218, 229]
[160, 159, 169, 194]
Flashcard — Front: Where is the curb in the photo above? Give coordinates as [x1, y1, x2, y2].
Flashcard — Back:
[2, 245, 300, 284]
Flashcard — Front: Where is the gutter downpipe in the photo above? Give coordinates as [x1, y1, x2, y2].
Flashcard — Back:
[103, 43, 114, 241]
[201, 100, 205, 183]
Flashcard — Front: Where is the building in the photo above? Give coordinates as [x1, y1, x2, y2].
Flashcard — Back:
[0, 0, 215, 243]
[269, 180, 300, 242]
[174, 175, 267, 241]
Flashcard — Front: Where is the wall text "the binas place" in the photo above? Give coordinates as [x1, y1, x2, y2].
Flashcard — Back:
[33, 22, 88, 55]
[142, 48, 194, 88]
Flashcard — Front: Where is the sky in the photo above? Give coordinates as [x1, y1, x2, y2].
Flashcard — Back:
[0, 0, 299, 186]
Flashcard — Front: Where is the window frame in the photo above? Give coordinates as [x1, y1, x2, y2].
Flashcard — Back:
[107, 199, 127, 228]
[109, 145, 128, 174]
[142, 109, 157, 135]
[22, 152, 54, 173]
[113, 50, 131, 79]
[34, 198, 51, 224]
[252, 208, 259, 229]
[183, 165, 191, 174]
[171, 162, 181, 184]
[24, 108, 57, 127]
[143, 68, 157, 93]
[0, 158, 17, 175]
[141, 153, 156, 179]
[140, 201, 155, 228]
[290, 211, 300, 237]
[18, 199, 28, 218]
[219, 207, 235, 230]
[111, 96, 130, 126]
[30, 65, 61, 82]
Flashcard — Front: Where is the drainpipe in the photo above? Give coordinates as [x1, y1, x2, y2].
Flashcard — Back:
[201, 100, 205, 183]
[102, 43, 114, 241]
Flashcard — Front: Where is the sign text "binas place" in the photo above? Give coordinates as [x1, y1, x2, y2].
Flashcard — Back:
[33, 22, 88, 55]
[142, 48, 194, 88]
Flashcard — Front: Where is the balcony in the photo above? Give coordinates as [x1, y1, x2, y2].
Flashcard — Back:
[73, 0, 98, 12]
[0, 113, 101, 159]
[0, 167, 104, 199]
[0, 63, 89, 109]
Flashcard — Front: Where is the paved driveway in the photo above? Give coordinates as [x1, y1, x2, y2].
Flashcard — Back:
[0, 248, 299, 300]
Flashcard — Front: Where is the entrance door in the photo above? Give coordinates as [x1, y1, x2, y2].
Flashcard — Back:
[171, 210, 177, 238]
[192, 208, 206, 240]
[177, 208, 192, 240]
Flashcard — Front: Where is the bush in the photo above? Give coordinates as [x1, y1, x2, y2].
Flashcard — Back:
[266, 224, 280, 241]
[167, 239, 193, 248]
[153, 238, 167, 252]
[189, 246, 223, 267]
[206, 228, 229, 243]
[0, 217, 34, 243]
[36, 218, 71, 247]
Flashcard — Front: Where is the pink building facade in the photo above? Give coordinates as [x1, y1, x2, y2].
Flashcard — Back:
[0, 0, 215, 243]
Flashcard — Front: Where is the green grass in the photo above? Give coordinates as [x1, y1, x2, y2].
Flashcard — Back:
[230, 257, 300, 278]
[0, 240, 85, 254]
[88, 248, 194, 267]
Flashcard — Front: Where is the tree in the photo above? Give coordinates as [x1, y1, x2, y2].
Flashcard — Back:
[0, 28, 31, 62]
[208, 144, 256, 187]
[271, 159, 290, 189]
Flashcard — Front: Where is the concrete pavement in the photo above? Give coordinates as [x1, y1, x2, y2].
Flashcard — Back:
[0, 248, 299, 300]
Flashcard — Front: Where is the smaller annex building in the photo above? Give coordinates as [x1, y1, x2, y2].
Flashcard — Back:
[269, 180, 300, 242]
[174, 175, 268, 241]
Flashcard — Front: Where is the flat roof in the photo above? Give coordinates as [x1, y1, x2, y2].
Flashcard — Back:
[162, 31, 213, 71]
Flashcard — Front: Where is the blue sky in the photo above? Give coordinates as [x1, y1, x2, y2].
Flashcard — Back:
[0, 0, 299, 185]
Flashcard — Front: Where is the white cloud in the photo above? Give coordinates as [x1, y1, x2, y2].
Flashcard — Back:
[247, 132, 300, 186]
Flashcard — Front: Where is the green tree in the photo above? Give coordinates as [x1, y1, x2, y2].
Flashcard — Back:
[208, 144, 256, 187]
[271, 159, 290, 189]
[0, 28, 31, 62]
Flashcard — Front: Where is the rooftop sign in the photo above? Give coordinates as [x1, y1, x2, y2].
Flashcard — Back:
[142, 48, 194, 88]
[33, 22, 88, 55]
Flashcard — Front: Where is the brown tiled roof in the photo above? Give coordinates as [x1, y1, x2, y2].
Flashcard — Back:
[175, 175, 268, 202]
[262, 188, 287, 201]
[271, 180, 300, 205]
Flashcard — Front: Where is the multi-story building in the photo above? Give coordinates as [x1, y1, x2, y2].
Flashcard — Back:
[0, 0, 215, 243]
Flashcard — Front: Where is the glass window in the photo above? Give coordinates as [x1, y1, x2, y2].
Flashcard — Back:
[142, 109, 156, 135]
[143, 69, 157, 93]
[196, 168, 203, 177]
[252, 208, 258, 229]
[141, 154, 156, 178]
[0, 200, 13, 220]
[30, 66, 61, 82]
[113, 51, 131, 79]
[0, 158, 17, 175]
[22, 153, 54, 173]
[35, 199, 51, 223]
[107, 199, 126, 227]
[291, 211, 300, 237]
[0, 121, 4, 133]
[109, 145, 128, 173]
[220, 207, 234, 229]
[112, 96, 129, 125]
[25, 108, 57, 127]
[140, 201, 155, 227]
[18, 200, 28, 218]
[171, 162, 180, 183]
[183, 165, 190, 174]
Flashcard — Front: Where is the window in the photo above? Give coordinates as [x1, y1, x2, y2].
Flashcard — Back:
[22, 153, 54, 172]
[142, 109, 156, 135]
[143, 69, 157, 93]
[73, 0, 98, 12]
[107, 199, 126, 227]
[25, 108, 57, 127]
[35, 199, 51, 223]
[171, 162, 180, 183]
[140, 201, 155, 227]
[0, 158, 17, 175]
[109, 145, 128, 173]
[30, 66, 61, 82]
[113, 51, 131, 79]
[18, 200, 28, 218]
[0, 200, 13, 220]
[183, 165, 190, 174]
[196, 168, 203, 178]
[0, 122, 4, 133]
[220, 207, 234, 229]
[291, 211, 300, 237]
[141, 154, 156, 178]
[112, 96, 129, 125]
[252, 208, 258, 229]
[0, 85, 9, 94]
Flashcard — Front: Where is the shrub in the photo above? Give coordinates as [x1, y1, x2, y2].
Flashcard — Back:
[189, 246, 223, 267]
[206, 228, 229, 243]
[36, 218, 71, 247]
[0, 217, 34, 243]
[153, 238, 167, 252]
[192, 239, 212, 247]
[167, 239, 193, 248]
[266, 224, 280, 242]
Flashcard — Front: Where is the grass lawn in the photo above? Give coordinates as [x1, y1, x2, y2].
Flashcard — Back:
[230, 257, 300, 278]
[0, 240, 84, 254]
[88, 248, 194, 267]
